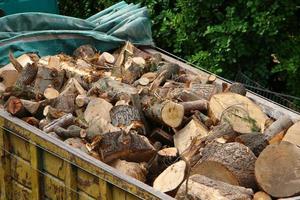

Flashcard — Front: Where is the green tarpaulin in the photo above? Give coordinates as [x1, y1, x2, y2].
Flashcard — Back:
[0, 1, 153, 65]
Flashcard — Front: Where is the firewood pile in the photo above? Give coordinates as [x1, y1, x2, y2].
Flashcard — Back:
[1, 42, 300, 200]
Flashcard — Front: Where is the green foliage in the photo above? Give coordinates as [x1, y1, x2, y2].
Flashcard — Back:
[59, 0, 300, 98]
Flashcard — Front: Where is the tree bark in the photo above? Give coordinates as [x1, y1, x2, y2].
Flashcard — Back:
[264, 115, 293, 141]
[53, 125, 85, 139]
[191, 142, 257, 189]
[5, 96, 28, 117]
[180, 99, 208, 114]
[43, 113, 75, 133]
[22, 117, 40, 127]
[122, 57, 146, 84]
[225, 82, 247, 96]
[97, 131, 155, 163]
[189, 83, 219, 100]
[235, 133, 268, 156]
[255, 141, 300, 198]
[175, 174, 253, 200]
[150, 128, 173, 146]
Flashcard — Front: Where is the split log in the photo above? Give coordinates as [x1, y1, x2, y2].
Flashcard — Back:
[193, 110, 213, 128]
[39, 118, 51, 130]
[283, 121, 300, 145]
[153, 160, 186, 193]
[53, 125, 85, 139]
[22, 117, 39, 127]
[110, 159, 147, 182]
[179, 99, 208, 114]
[175, 174, 253, 200]
[54, 78, 86, 113]
[5, 97, 28, 117]
[75, 94, 92, 107]
[191, 142, 257, 189]
[182, 122, 236, 164]
[43, 113, 75, 133]
[86, 116, 120, 141]
[255, 141, 300, 198]
[189, 83, 219, 100]
[235, 133, 268, 156]
[84, 98, 113, 123]
[174, 119, 208, 154]
[141, 72, 157, 83]
[225, 82, 247, 96]
[264, 115, 293, 141]
[150, 128, 173, 146]
[34, 56, 65, 94]
[44, 87, 59, 100]
[19, 99, 42, 115]
[169, 89, 203, 102]
[87, 78, 137, 102]
[209, 93, 268, 133]
[145, 100, 184, 128]
[123, 57, 146, 84]
[97, 131, 155, 163]
[253, 191, 272, 200]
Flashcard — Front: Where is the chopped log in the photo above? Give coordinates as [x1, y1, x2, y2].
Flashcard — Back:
[141, 72, 157, 82]
[47, 132, 63, 140]
[64, 138, 89, 153]
[207, 74, 216, 84]
[19, 99, 41, 115]
[175, 174, 253, 200]
[8, 51, 24, 73]
[39, 118, 51, 130]
[131, 93, 151, 135]
[150, 128, 173, 146]
[189, 83, 218, 100]
[34, 62, 66, 95]
[150, 63, 180, 90]
[53, 125, 85, 138]
[226, 82, 247, 96]
[235, 133, 268, 156]
[110, 159, 147, 182]
[97, 131, 155, 163]
[145, 100, 184, 128]
[220, 105, 261, 133]
[253, 191, 272, 200]
[179, 99, 208, 114]
[22, 117, 39, 127]
[84, 98, 113, 123]
[110, 105, 142, 127]
[222, 82, 230, 92]
[73, 45, 95, 59]
[0, 68, 18, 88]
[278, 197, 300, 200]
[54, 78, 86, 113]
[182, 122, 236, 163]
[98, 52, 115, 65]
[255, 141, 300, 198]
[43, 113, 75, 133]
[5, 97, 28, 117]
[191, 142, 257, 189]
[169, 89, 202, 102]
[86, 116, 120, 141]
[60, 61, 92, 80]
[122, 57, 146, 84]
[87, 78, 137, 102]
[193, 110, 213, 128]
[43, 105, 66, 119]
[153, 160, 186, 193]
[209, 93, 268, 132]
[174, 119, 208, 154]
[44, 87, 59, 100]
[283, 121, 300, 145]
[75, 94, 92, 107]
[264, 115, 293, 141]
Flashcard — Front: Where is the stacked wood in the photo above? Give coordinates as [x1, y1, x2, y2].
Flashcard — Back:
[3, 43, 298, 199]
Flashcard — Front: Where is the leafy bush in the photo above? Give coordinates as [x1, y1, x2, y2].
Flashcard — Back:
[59, 0, 300, 97]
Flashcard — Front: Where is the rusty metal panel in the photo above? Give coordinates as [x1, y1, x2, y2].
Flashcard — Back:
[43, 151, 66, 181]
[77, 168, 99, 198]
[44, 172, 66, 200]
[10, 155, 31, 188]
[10, 134, 30, 161]
[78, 191, 96, 200]
[11, 180, 31, 200]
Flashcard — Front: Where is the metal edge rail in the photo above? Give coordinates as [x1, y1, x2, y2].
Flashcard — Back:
[0, 109, 174, 200]
[143, 47, 300, 122]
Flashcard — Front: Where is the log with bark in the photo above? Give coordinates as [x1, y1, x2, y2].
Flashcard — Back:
[84, 98, 112, 123]
[191, 142, 257, 189]
[111, 159, 147, 182]
[253, 191, 272, 200]
[283, 121, 300, 145]
[175, 175, 253, 200]
[255, 141, 300, 198]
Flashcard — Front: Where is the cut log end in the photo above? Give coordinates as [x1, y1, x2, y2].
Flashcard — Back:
[161, 101, 184, 128]
[44, 87, 59, 100]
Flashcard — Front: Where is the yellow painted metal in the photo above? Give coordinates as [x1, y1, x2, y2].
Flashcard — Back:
[30, 142, 41, 200]
[65, 161, 78, 200]
[112, 186, 126, 200]
[99, 178, 112, 200]
[0, 117, 11, 200]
